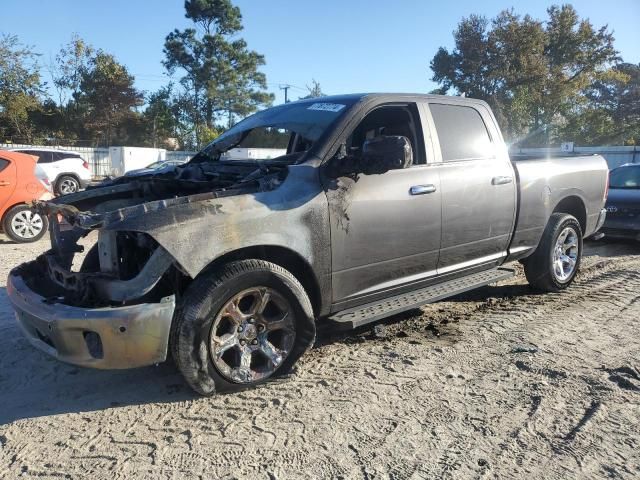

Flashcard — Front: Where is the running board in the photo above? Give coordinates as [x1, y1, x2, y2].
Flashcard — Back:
[328, 268, 515, 330]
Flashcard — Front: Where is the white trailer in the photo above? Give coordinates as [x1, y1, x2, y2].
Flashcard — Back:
[109, 147, 167, 177]
[221, 148, 287, 161]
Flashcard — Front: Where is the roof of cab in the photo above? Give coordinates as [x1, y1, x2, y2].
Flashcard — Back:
[287, 92, 490, 109]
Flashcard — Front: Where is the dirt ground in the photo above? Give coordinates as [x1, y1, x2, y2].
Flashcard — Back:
[0, 236, 639, 480]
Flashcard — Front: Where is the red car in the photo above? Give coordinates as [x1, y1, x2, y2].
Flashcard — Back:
[0, 151, 53, 242]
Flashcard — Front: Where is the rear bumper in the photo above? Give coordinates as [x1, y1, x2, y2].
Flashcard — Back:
[79, 178, 91, 189]
[602, 212, 640, 240]
[7, 271, 175, 369]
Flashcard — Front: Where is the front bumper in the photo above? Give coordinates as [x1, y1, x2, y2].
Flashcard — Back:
[7, 271, 175, 369]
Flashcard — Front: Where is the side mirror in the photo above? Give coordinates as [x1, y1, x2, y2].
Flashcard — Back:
[327, 136, 413, 177]
[361, 135, 413, 175]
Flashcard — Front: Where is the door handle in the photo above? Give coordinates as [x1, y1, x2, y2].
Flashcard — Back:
[0, 180, 10, 186]
[492, 176, 513, 186]
[410, 184, 437, 195]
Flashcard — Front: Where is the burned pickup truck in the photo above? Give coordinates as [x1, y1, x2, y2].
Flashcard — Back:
[8, 94, 609, 395]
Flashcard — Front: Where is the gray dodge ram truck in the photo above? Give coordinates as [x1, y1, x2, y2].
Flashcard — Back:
[7, 94, 608, 395]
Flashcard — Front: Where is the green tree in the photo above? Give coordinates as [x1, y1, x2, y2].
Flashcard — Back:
[77, 51, 143, 145]
[559, 63, 640, 145]
[51, 34, 94, 105]
[299, 79, 325, 99]
[430, 5, 619, 145]
[0, 34, 44, 142]
[163, 0, 273, 147]
[143, 84, 179, 148]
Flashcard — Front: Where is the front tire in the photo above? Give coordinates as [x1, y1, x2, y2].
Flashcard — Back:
[171, 260, 316, 396]
[523, 213, 583, 292]
[2, 205, 48, 243]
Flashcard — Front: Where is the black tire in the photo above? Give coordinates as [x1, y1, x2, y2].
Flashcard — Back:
[523, 213, 583, 292]
[171, 259, 316, 396]
[2, 204, 49, 243]
[55, 175, 80, 196]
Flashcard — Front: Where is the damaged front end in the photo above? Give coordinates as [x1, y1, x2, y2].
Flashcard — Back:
[7, 160, 288, 369]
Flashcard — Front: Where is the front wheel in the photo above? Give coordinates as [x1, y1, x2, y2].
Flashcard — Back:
[523, 213, 583, 292]
[170, 259, 316, 396]
[2, 205, 49, 243]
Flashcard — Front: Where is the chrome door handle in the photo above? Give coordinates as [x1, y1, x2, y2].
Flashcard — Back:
[492, 176, 513, 185]
[410, 184, 437, 195]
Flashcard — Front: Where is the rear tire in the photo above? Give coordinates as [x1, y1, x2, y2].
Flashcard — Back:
[170, 259, 316, 396]
[2, 205, 48, 243]
[55, 175, 80, 196]
[523, 213, 583, 292]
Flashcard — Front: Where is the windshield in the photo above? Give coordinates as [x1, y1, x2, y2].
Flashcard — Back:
[198, 100, 356, 163]
[610, 166, 640, 189]
[146, 161, 165, 169]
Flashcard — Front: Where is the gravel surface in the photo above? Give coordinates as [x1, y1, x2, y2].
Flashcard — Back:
[0, 236, 638, 479]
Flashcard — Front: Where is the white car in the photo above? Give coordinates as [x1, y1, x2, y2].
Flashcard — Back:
[9, 148, 92, 196]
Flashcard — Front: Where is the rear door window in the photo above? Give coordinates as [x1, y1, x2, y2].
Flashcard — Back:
[429, 104, 493, 162]
[28, 150, 54, 163]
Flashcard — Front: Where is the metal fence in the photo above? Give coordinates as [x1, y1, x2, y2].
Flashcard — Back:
[0, 144, 196, 179]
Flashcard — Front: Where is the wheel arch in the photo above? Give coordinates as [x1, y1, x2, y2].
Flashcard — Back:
[1, 201, 28, 225]
[195, 245, 322, 317]
[552, 195, 587, 233]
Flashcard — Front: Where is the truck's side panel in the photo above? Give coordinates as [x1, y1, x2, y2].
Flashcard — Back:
[508, 156, 608, 259]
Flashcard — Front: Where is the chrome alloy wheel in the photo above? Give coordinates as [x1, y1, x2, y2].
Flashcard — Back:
[60, 178, 79, 194]
[209, 287, 296, 384]
[10, 210, 44, 240]
[552, 226, 579, 282]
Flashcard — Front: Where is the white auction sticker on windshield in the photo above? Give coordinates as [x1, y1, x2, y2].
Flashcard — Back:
[307, 103, 346, 112]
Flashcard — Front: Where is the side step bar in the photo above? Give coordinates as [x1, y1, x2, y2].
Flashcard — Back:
[328, 268, 515, 330]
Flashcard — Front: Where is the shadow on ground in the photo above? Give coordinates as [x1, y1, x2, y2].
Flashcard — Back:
[0, 284, 196, 425]
[1, 238, 636, 425]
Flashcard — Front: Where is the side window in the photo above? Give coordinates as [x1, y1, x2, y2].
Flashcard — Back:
[346, 104, 424, 165]
[429, 104, 493, 162]
[51, 152, 67, 161]
[0, 158, 10, 173]
[32, 151, 53, 163]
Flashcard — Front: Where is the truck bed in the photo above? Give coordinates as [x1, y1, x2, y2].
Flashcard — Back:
[509, 154, 609, 259]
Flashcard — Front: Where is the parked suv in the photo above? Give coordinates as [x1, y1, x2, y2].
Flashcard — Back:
[9, 148, 91, 196]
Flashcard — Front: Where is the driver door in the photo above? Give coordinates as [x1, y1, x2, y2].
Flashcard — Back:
[323, 103, 442, 308]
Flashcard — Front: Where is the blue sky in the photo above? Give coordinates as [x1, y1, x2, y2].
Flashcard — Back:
[3, 0, 639, 104]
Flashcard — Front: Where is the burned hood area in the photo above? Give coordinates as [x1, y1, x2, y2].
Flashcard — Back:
[14, 160, 290, 308]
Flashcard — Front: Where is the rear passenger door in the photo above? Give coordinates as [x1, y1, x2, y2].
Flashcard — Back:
[427, 102, 516, 273]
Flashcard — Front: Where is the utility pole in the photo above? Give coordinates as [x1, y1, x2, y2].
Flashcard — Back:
[279, 84, 291, 103]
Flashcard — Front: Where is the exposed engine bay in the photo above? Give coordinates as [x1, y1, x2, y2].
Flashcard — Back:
[18, 159, 290, 308]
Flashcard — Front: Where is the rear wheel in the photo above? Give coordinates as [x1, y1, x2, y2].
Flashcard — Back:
[55, 175, 80, 195]
[2, 205, 48, 243]
[170, 259, 316, 395]
[524, 213, 582, 292]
